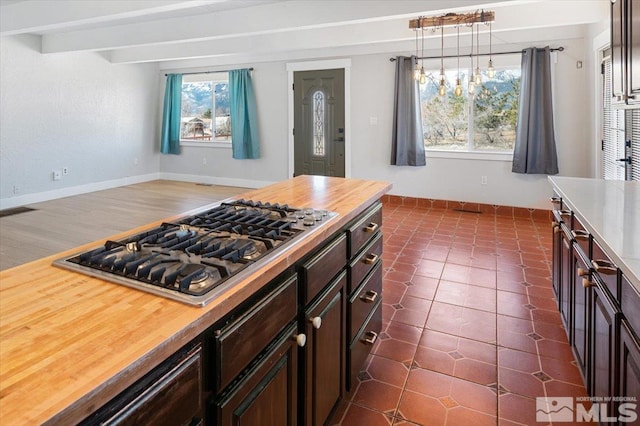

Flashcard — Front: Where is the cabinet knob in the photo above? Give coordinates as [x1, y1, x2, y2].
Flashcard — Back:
[592, 260, 617, 275]
[577, 267, 589, 278]
[294, 333, 307, 347]
[582, 278, 595, 289]
[362, 253, 379, 265]
[364, 222, 379, 233]
[361, 331, 378, 345]
[360, 290, 379, 303]
[309, 317, 322, 329]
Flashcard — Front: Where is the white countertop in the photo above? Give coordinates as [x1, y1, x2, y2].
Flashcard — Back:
[548, 176, 640, 291]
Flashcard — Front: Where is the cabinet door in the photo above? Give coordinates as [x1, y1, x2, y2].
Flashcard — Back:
[551, 218, 562, 303]
[215, 324, 298, 426]
[618, 321, 640, 425]
[559, 228, 572, 336]
[611, 0, 626, 103]
[572, 249, 589, 384]
[590, 282, 620, 422]
[303, 272, 346, 426]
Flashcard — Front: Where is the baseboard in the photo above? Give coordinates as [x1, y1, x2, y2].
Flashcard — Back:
[382, 194, 552, 221]
[0, 173, 161, 210]
[158, 173, 275, 189]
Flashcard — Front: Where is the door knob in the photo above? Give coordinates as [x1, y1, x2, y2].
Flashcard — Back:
[333, 137, 344, 142]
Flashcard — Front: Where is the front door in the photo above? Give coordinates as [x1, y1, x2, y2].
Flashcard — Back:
[293, 69, 345, 177]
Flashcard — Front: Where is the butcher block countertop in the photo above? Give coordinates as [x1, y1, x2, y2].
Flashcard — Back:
[0, 176, 391, 425]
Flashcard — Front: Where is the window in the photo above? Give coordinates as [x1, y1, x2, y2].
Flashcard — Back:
[419, 57, 521, 152]
[180, 73, 231, 145]
[312, 90, 326, 156]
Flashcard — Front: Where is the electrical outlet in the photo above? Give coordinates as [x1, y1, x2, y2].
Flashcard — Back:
[134, 158, 139, 165]
[203, 158, 207, 165]
[53, 170, 61, 181]
[62, 167, 69, 175]
[12, 185, 20, 195]
[481, 176, 488, 185]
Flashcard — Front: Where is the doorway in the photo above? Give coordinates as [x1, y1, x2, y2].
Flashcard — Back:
[287, 59, 351, 178]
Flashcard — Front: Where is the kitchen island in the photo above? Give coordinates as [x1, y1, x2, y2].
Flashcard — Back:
[0, 175, 391, 425]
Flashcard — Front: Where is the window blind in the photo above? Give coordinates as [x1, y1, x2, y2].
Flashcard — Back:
[631, 109, 640, 181]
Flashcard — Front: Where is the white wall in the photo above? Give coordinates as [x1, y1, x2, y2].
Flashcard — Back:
[160, 36, 592, 209]
[0, 35, 160, 208]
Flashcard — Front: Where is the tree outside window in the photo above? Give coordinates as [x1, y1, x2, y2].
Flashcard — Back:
[420, 68, 521, 152]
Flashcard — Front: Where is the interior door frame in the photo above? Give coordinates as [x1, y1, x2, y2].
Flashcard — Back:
[287, 59, 352, 178]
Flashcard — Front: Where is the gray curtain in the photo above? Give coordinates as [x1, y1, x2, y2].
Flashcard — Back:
[512, 47, 559, 174]
[391, 56, 426, 166]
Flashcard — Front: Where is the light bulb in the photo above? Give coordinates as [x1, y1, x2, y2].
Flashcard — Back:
[487, 59, 495, 78]
[419, 67, 427, 85]
[438, 79, 446, 96]
[474, 67, 482, 85]
[454, 79, 463, 97]
[468, 80, 476, 95]
[414, 64, 421, 81]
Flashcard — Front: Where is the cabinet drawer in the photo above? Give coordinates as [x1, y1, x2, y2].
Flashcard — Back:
[349, 232, 382, 294]
[349, 262, 382, 342]
[212, 275, 297, 393]
[347, 301, 382, 391]
[592, 240, 620, 302]
[622, 275, 640, 336]
[300, 234, 347, 305]
[348, 202, 382, 259]
[571, 216, 591, 260]
[82, 344, 203, 426]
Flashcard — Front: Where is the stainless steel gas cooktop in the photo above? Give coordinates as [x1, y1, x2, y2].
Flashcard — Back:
[53, 199, 337, 306]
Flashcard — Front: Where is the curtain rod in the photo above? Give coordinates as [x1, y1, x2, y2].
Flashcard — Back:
[389, 46, 564, 62]
[164, 67, 254, 76]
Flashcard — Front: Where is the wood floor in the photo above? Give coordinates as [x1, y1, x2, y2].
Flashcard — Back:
[0, 180, 247, 271]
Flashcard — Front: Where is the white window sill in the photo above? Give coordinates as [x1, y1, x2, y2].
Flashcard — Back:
[180, 141, 232, 149]
[426, 149, 513, 162]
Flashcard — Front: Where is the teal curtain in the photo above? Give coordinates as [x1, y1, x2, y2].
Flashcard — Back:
[229, 69, 260, 159]
[160, 73, 182, 155]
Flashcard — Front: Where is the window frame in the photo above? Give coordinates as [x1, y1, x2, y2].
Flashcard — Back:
[418, 54, 521, 159]
[180, 72, 232, 149]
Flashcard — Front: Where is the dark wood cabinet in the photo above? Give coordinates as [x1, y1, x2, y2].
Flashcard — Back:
[611, 0, 640, 107]
[589, 279, 620, 420]
[571, 247, 590, 381]
[81, 343, 204, 426]
[619, 321, 640, 425]
[559, 225, 573, 336]
[301, 272, 346, 426]
[213, 324, 299, 426]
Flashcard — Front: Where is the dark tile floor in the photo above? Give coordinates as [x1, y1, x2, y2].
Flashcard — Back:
[329, 201, 588, 426]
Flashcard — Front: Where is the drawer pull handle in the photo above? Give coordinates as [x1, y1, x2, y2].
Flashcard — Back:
[363, 253, 379, 265]
[559, 210, 571, 218]
[364, 222, 379, 233]
[361, 331, 378, 345]
[360, 290, 379, 303]
[577, 267, 589, 278]
[571, 230, 589, 241]
[592, 260, 617, 275]
[310, 317, 322, 329]
[582, 278, 595, 288]
[550, 197, 561, 204]
[294, 333, 307, 347]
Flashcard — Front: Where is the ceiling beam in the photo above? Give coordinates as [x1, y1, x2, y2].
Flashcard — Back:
[40, 0, 513, 54]
[0, 0, 227, 37]
[108, 1, 607, 64]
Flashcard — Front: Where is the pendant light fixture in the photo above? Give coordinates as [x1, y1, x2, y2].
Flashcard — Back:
[454, 24, 463, 97]
[467, 24, 476, 95]
[438, 23, 446, 96]
[419, 26, 427, 85]
[413, 26, 421, 81]
[474, 22, 482, 85]
[487, 21, 495, 78]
